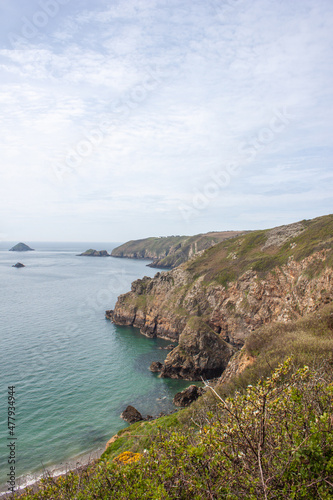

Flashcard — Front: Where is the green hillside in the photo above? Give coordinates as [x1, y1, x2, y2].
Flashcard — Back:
[186, 214, 333, 286]
[111, 231, 245, 268]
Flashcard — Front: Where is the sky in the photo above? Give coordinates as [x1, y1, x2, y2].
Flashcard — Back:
[0, 0, 332, 242]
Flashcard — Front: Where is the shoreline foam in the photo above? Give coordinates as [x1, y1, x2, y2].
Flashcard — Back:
[0, 447, 104, 498]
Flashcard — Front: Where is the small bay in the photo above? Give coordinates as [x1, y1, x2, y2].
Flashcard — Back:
[0, 242, 189, 492]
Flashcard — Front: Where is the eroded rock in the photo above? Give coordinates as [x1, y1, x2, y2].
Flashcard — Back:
[149, 361, 163, 373]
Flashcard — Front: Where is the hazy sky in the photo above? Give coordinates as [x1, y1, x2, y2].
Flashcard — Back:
[0, 0, 332, 242]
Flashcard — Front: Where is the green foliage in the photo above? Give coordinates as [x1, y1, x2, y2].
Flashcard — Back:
[102, 412, 183, 462]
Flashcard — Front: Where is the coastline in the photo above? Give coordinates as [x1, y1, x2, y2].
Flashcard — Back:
[0, 447, 105, 498]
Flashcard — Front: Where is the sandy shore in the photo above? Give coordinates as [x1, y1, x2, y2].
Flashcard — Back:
[0, 447, 105, 498]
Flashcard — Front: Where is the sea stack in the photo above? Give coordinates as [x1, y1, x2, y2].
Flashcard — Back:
[9, 242, 34, 252]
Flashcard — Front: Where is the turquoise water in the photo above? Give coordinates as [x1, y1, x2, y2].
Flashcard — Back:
[0, 243, 189, 492]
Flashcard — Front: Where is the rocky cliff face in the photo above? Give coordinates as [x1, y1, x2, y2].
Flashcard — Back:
[107, 215, 333, 380]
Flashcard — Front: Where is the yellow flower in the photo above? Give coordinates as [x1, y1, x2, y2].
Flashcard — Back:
[113, 451, 143, 465]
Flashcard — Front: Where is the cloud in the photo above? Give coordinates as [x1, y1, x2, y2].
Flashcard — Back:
[0, 0, 332, 240]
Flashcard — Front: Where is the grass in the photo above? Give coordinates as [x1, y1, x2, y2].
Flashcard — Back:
[101, 412, 186, 462]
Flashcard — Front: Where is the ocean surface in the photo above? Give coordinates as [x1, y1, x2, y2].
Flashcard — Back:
[0, 242, 190, 493]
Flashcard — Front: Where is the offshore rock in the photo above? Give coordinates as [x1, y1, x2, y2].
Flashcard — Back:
[9, 242, 34, 252]
[173, 385, 205, 407]
[120, 405, 143, 423]
[12, 262, 25, 268]
[77, 249, 110, 256]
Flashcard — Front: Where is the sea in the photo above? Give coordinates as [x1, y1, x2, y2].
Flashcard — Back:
[0, 242, 191, 494]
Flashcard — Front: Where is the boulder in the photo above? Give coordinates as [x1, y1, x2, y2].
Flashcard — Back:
[173, 385, 204, 407]
[120, 405, 143, 423]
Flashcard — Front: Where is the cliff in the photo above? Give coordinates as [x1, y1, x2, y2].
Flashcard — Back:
[111, 231, 245, 268]
[107, 214, 333, 380]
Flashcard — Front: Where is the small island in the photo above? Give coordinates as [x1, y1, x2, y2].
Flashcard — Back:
[9, 242, 34, 252]
[77, 249, 110, 257]
[12, 262, 25, 268]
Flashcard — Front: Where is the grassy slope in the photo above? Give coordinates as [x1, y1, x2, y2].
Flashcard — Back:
[186, 214, 333, 286]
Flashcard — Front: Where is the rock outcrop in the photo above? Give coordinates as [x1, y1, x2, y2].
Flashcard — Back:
[149, 361, 163, 373]
[160, 319, 235, 380]
[173, 385, 205, 407]
[9, 242, 34, 252]
[107, 215, 333, 380]
[78, 249, 110, 257]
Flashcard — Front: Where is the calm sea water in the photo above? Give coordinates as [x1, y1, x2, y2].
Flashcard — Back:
[0, 242, 190, 492]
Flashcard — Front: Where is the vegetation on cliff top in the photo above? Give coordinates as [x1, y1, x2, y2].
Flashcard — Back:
[186, 214, 333, 286]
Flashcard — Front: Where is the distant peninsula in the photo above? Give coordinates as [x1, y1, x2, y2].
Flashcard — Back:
[111, 231, 246, 269]
[9, 242, 34, 252]
[77, 249, 110, 257]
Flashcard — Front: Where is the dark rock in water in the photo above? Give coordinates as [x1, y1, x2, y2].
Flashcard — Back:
[149, 361, 163, 373]
[9, 242, 34, 252]
[12, 262, 25, 268]
[120, 405, 143, 423]
[173, 385, 204, 407]
[77, 249, 110, 257]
